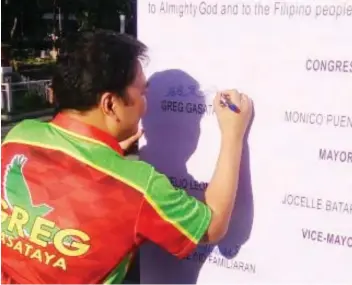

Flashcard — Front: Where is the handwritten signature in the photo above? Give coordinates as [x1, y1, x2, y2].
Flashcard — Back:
[165, 85, 218, 98]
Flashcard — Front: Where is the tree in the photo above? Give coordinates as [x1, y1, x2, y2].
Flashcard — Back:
[73, 0, 134, 32]
[1, 0, 135, 52]
[2, 0, 47, 45]
[2, 0, 25, 41]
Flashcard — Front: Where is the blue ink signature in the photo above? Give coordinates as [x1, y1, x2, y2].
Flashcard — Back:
[165, 85, 218, 98]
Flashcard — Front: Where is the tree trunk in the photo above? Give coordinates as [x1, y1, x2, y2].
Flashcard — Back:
[10, 17, 18, 39]
[52, 1, 57, 51]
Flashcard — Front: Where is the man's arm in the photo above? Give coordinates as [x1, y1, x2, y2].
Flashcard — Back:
[203, 90, 252, 243]
[135, 170, 211, 258]
[202, 134, 243, 243]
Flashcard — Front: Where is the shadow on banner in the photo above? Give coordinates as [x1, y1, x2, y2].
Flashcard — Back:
[139, 69, 254, 284]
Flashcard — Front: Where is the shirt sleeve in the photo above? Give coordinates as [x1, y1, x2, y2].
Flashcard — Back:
[135, 169, 212, 258]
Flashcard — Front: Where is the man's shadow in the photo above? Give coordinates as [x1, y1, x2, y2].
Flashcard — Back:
[138, 69, 254, 284]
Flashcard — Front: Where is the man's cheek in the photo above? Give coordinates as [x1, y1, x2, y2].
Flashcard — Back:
[141, 96, 147, 116]
[138, 96, 147, 119]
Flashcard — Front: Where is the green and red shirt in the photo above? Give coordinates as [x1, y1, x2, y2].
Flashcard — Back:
[1, 113, 211, 284]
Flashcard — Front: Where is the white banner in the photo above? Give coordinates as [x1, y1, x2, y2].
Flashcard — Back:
[137, 0, 352, 283]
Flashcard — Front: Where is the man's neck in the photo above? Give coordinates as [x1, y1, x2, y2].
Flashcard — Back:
[59, 109, 111, 136]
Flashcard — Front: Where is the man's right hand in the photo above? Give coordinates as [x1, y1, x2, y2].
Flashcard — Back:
[201, 89, 253, 243]
[214, 89, 253, 140]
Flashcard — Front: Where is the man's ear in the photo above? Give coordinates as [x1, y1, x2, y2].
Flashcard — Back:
[100, 92, 123, 120]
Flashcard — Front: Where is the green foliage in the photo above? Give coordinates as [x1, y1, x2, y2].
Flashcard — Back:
[9, 89, 52, 114]
[10, 58, 56, 81]
[12, 58, 56, 68]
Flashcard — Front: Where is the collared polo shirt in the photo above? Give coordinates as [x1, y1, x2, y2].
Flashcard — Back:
[1, 113, 211, 284]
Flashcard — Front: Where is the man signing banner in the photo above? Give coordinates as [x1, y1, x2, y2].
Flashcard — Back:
[1, 30, 252, 284]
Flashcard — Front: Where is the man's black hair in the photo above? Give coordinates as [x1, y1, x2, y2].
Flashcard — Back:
[52, 29, 147, 111]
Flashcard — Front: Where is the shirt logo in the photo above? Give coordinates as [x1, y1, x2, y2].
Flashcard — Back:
[3, 154, 53, 237]
[1, 154, 91, 271]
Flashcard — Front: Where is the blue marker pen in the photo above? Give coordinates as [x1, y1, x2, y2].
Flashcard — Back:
[220, 95, 240, 113]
